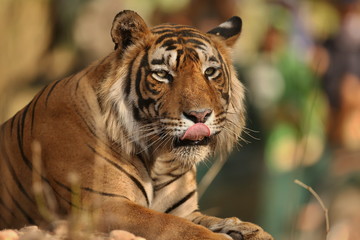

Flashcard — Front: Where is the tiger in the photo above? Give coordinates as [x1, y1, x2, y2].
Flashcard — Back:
[0, 10, 273, 240]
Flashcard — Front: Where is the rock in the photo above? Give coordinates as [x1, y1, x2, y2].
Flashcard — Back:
[110, 230, 146, 240]
[0, 230, 19, 240]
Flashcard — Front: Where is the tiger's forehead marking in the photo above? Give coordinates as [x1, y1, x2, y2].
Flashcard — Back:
[149, 24, 220, 70]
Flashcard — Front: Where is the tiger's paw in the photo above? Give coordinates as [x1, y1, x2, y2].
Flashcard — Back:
[209, 217, 273, 240]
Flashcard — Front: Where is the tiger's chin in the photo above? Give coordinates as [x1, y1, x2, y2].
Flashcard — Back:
[170, 139, 213, 167]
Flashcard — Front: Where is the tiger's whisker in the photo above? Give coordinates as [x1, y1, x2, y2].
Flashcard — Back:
[136, 132, 168, 154]
[152, 134, 172, 154]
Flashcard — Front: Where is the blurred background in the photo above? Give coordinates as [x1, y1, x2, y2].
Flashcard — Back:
[1, 0, 360, 239]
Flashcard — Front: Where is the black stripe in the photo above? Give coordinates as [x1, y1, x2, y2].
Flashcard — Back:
[46, 179, 80, 208]
[152, 29, 173, 35]
[14, 110, 77, 209]
[3, 183, 36, 224]
[81, 187, 130, 200]
[73, 106, 97, 138]
[75, 68, 92, 92]
[0, 144, 36, 205]
[152, 24, 177, 28]
[53, 179, 77, 194]
[71, 101, 122, 157]
[73, 105, 140, 174]
[0, 197, 17, 218]
[31, 86, 47, 135]
[209, 56, 218, 62]
[63, 73, 76, 87]
[10, 107, 77, 210]
[145, 79, 160, 95]
[51, 180, 85, 209]
[136, 153, 150, 173]
[152, 165, 188, 177]
[161, 39, 177, 47]
[151, 58, 165, 65]
[186, 38, 206, 47]
[180, 32, 211, 43]
[136, 53, 156, 110]
[10, 113, 16, 135]
[20, 103, 30, 140]
[77, 90, 93, 113]
[161, 39, 178, 50]
[165, 190, 196, 213]
[171, 25, 198, 30]
[165, 54, 172, 66]
[216, 51, 230, 103]
[217, 51, 229, 83]
[17, 104, 32, 170]
[45, 80, 62, 107]
[152, 27, 211, 43]
[74, 55, 109, 92]
[154, 172, 187, 191]
[181, 47, 198, 63]
[222, 64, 230, 103]
[155, 33, 177, 44]
[86, 144, 150, 206]
[124, 59, 135, 97]
[133, 53, 147, 110]
[165, 45, 176, 51]
[54, 173, 134, 208]
[153, 25, 198, 31]
[175, 49, 184, 70]
[135, 52, 148, 102]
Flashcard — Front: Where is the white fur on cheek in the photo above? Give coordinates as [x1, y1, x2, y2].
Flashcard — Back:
[106, 75, 141, 155]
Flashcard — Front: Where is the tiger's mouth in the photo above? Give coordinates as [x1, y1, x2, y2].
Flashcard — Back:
[173, 137, 210, 148]
[173, 123, 211, 148]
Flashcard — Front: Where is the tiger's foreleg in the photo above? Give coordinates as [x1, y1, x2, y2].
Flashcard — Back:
[93, 199, 231, 240]
[186, 211, 274, 240]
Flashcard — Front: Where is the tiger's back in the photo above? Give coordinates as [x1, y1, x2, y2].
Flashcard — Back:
[0, 10, 273, 240]
[0, 62, 107, 228]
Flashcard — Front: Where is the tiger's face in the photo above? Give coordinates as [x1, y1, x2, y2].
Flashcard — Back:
[103, 11, 244, 165]
[138, 28, 232, 162]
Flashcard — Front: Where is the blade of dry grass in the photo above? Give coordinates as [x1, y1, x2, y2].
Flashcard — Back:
[294, 179, 330, 234]
[32, 140, 58, 222]
[198, 154, 227, 198]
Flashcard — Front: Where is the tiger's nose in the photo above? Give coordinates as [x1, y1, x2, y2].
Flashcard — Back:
[183, 109, 213, 123]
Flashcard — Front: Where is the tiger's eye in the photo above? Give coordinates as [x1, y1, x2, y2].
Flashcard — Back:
[155, 70, 167, 78]
[205, 67, 216, 76]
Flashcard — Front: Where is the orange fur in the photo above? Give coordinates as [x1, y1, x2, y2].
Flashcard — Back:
[0, 10, 272, 240]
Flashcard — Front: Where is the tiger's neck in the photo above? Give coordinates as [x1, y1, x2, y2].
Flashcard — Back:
[150, 153, 196, 191]
[137, 152, 194, 185]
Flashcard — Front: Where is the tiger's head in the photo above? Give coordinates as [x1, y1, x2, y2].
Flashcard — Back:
[100, 10, 245, 166]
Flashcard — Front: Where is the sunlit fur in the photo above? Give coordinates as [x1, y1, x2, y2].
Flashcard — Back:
[99, 24, 245, 168]
[0, 10, 273, 240]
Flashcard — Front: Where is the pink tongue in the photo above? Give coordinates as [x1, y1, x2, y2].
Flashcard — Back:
[181, 123, 211, 141]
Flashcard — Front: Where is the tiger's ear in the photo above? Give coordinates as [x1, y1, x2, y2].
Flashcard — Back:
[111, 10, 150, 50]
[207, 16, 242, 47]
